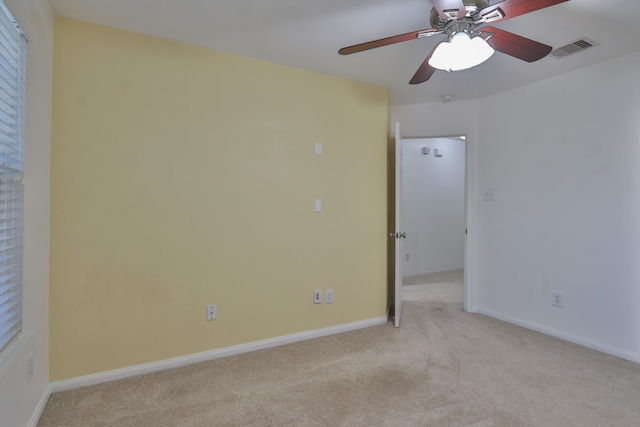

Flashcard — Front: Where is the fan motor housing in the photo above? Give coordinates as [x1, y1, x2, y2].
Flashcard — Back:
[430, 0, 491, 29]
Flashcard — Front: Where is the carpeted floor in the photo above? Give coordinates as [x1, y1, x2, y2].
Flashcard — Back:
[38, 271, 640, 426]
[403, 270, 464, 304]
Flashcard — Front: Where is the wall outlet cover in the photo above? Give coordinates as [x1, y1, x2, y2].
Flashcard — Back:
[325, 289, 334, 304]
[207, 304, 217, 320]
[551, 291, 563, 308]
[483, 189, 496, 201]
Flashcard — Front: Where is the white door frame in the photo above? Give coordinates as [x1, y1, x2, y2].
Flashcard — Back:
[394, 127, 477, 314]
[393, 123, 404, 327]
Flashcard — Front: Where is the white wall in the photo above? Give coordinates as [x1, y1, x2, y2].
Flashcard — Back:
[393, 51, 640, 362]
[0, 0, 53, 426]
[391, 100, 480, 139]
[476, 51, 640, 361]
[402, 137, 465, 276]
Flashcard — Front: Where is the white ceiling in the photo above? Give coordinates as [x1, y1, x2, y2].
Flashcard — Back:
[49, 0, 640, 105]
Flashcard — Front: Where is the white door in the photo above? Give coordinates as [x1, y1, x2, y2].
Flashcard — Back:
[393, 122, 405, 327]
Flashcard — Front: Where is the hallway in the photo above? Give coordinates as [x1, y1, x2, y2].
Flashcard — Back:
[403, 269, 464, 304]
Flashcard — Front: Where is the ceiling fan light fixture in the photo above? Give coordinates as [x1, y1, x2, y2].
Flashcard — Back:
[428, 31, 495, 72]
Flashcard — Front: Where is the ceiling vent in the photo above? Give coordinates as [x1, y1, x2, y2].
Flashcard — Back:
[550, 38, 599, 59]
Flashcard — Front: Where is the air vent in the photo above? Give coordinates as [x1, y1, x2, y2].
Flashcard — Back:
[551, 38, 599, 58]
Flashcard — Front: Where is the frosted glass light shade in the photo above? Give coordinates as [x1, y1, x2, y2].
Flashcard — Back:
[428, 32, 495, 72]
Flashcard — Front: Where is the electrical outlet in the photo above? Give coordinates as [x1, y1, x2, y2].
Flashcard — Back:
[325, 289, 334, 304]
[551, 291, 563, 308]
[26, 351, 34, 383]
[314, 290, 322, 304]
[207, 304, 217, 320]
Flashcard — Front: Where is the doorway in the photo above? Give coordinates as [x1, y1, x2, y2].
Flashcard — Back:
[401, 136, 466, 307]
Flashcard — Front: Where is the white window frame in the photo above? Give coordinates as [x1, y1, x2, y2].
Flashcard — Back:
[0, 0, 26, 354]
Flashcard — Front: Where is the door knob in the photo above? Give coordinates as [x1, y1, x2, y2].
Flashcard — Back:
[389, 232, 407, 239]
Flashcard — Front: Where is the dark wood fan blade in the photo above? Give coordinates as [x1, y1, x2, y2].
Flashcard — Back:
[479, 27, 552, 62]
[479, 0, 569, 23]
[409, 43, 440, 85]
[339, 28, 440, 55]
[429, 0, 466, 19]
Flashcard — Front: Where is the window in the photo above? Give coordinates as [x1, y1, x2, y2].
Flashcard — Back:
[0, 1, 26, 352]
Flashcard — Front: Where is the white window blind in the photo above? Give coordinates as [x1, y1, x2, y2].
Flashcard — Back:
[0, 1, 25, 352]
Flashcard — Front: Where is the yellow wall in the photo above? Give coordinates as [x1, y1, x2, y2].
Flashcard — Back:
[50, 18, 388, 381]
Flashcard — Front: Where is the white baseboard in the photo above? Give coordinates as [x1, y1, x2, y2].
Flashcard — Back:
[405, 267, 464, 278]
[50, 316, 388, 393]
[477, 308, 640, 364]
[28, 383, 52, 427]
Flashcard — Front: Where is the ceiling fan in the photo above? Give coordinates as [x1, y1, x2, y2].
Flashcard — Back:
[339, 0, 570, 84]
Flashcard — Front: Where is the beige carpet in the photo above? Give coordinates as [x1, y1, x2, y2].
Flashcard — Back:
[403, 270, 465, 304]
[38, 271, 640, 426]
